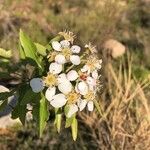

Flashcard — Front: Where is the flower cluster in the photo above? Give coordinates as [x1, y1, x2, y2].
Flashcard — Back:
[30, 32, 102, 118]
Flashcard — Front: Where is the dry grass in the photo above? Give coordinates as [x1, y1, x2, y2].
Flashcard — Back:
[79, 54, 150, 149]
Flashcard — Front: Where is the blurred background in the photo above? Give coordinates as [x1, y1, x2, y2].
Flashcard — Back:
[0, 0, 150, 149]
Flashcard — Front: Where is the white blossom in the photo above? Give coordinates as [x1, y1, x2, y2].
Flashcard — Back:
[51, 41, 62, 51]
[67, 104, 78, 118]
[70, 55, 81, 65]
[49, 62, 62, 74]
[67, 70, 79, 81]
[71, 45, 81, 53]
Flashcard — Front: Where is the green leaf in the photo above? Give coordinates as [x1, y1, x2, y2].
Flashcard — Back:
[0, 90, 15, 101]
[65, 115, 74, 128]
[32, 93, 49, 137]
[0, 99, 8, 112]
[0, 48, 12, 58]
[64, 105, 70, 116]
[49, 35, 63, 43]
[20, 88, 40, 105]
[11, 84, 29, 125]
[54, 112, 62, 133]
[71, 117, 78, 141]
[11, 104, 27, 125]
[0, 72, 11, 79]
[45, 44, 52, 51]
[34, 43, 47, 56]
[19, 41, 25, 59]
[19, 29, 43, 72]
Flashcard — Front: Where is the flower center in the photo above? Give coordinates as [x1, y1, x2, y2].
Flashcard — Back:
[62, 48, 72, 60]
[86, 58, 98, 71]
[66, 91, 80, 104]
[78, 71, 87, 81]
[43, 73, 57, 87]
[84, 90, 95, 101]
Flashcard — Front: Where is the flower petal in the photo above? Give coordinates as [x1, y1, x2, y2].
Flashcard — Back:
[86, 76, 96, 86]
[51, 41, 62, 51]
[57, 73, 68, 84]
[89, 85, 95, 91]
[30, 78, 44, 93]
[55, 54, 66, 64]
[77, 99, 87, 111]
[92, 70, 98, 79]
[49, 62, 62, 74]
[60, 40, 70, 48]
[58, 81, 72, 94]
[77, 81, 88, 95]
[71, 45, 81, 53]
[87, 101, 94, 111]
[81, 65, 89, 73]
[70, 55, 81, 65]
[67, 70, 79, 81]
[67, 104, 78, 118]
[50, 94, 67, 108]
[75, 84, 79, 93]
[45, 87, 56, 102]
[95, 59, 102, 69]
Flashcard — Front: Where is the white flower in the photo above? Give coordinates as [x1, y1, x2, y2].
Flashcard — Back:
[77, 99, 87, 111]
[86, 76, 96, 86]
[67, 70, 79, 81]
[70, 55, 81, 65]
[81, 57, 102, 74]
[92, 70, 98, 79]
[51, 41, 62, 51]
[85, 43, 97, 53]
[52, 40, 81, 65]
[30, 78, 44, 93]
[45, 87, 56, 102]
[49, 62, 62, 74]
[60, 40, 70, 48]
[67, 104, 78, 118]
[78, 99, 94, 112]
[55, 54, 66, 64]
[78, 90, 95, 111]
[87, 101, 94, 111]
[57, 73, 68, 84]
[51, 94, 67, 108]
[75, 81, 88, 95]
[58, 81, 72, 94]
[71, 45, 81, 53]
[95, 59, 102, 69]
[57, 73, 73, 94]
[81, 65, 90, 74]
[45, 87, 67, 108]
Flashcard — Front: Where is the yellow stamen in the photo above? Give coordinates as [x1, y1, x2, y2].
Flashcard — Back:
[59, 31, 75, 44]
[84, 90, 95, 101]
[62, 48, 72, 60]
[86, 56, 99, 71]
[66, 91, 80, 104]
[85, 43, 97, 54]
[43, 73, 58, 87]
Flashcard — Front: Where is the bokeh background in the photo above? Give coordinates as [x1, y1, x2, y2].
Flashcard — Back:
[0, 0, 150, 149]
